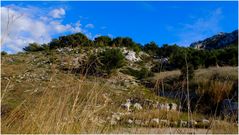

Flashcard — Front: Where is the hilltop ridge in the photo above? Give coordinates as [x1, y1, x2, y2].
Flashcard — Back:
[190, 30, 238, 49]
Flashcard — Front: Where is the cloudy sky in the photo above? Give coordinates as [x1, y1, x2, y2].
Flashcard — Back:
[1, 1, 238, 53]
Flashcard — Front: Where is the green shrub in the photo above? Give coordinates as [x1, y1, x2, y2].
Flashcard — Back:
[77, 54, 104, 76]
[179, 63, 195, 80]
[205, 54, 217, 68]
[23, 43, 44, 52]
[1, 51, 8, 56]
[99, 48, 125, 73]
[94, 36, 112, 46]
[138, 67, 154, 79]
[111, 37, 142, 53]
[121, 67, 154, 80]
[42, 44, 50, 51]
[131, 44, 142, 53]
[49, 32, 91, 49]
[143, 41, 159, 56]
[151, 62, 163, 72]
[78, 49, 125, 76]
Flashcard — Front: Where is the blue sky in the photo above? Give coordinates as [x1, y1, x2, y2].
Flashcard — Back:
[1, 1, 238, 53]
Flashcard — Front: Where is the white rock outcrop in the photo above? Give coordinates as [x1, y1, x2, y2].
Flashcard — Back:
[122, 48, 141, 62]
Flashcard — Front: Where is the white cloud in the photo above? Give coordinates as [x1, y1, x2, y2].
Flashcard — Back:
[1, 6, 51, 53]
[50, 21, 72, 33]
[85, 23, 94, 29]
[49, 8, 65, 18]
[174, 8, 223, 46]
[1, 6, 91, 53]
[70, 20, 83, 33]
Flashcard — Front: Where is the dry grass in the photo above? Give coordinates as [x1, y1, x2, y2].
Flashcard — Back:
[153, 70, 181, 80]
[1, 74, 113, 133]
[195, 66, 238, 81]
[211, 120, 238, 134]
[153, 66, 238, 81]
[1, 53, 238, 134]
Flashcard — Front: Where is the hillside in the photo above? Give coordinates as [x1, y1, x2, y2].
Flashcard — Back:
[190, 30, 238, 49]
[1, 39, 238, 133]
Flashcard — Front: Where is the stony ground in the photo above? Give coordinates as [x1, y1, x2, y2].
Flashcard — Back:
[112, 127, 212, 134]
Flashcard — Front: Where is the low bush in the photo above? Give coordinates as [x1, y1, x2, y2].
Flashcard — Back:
[77, 54, 104, 76]
[121, 67, 154, 80]
[99, 48, 125, 74]
[76, 48, 125, 76]
[23, 43, 44, 52]
[179, 63, 195, 80]
[1, 51, 8, 55]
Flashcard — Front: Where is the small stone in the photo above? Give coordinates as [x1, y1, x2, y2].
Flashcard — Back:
[160, 119, 169, 125]
[16, 80, 21, 83]
[110, 119, 117, 125]
[128, 119, 133, 124]
[121, 99, 131, 111]
[134, 120, 142, 125]
[202, 119, 210, 124]
[158, 103, 170, 110]
[151, 118, 159, 124]
[169, 103, 177, 111]
[133, 103, 143, 110]
[180, 120, 187, 127]
[112, 113, 121, 121]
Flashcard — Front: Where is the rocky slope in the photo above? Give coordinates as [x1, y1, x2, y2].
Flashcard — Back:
[1, 46, 238, 133]
[190, 30, 238, 49]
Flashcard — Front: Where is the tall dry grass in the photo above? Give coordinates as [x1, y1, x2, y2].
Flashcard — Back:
[1, 73, 113, 133]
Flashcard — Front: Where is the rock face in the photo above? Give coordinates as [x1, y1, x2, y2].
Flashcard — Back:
[190, 30, 238, 50]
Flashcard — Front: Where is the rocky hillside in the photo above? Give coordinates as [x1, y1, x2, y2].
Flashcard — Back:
[1, 32, 238, 133]
[190, 30, 238, 49]
[1, 45, 238, 134]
